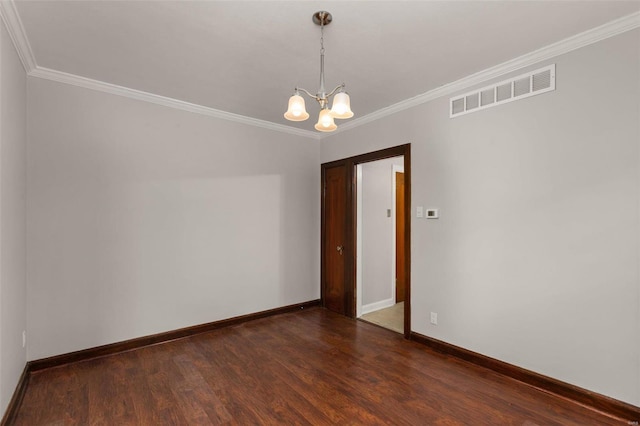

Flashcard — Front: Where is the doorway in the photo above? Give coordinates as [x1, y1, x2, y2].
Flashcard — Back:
[356, 157, 405, 333]
[321, 144, 411, 338]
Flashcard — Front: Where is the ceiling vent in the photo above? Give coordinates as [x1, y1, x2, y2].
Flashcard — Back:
[450, 64, 555, 118]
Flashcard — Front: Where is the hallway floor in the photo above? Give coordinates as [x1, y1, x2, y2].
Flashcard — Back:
[360, 302, 404, 333]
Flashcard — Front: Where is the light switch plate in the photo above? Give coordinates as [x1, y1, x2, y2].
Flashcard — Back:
[416, 206, 424, 218]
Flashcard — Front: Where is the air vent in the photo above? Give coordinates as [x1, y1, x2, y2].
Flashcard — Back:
[480, 89, 494, 106]
[450, 64, 555, 118]
[496, 83, 512, 102]
[452, 98, 465, 115]
[532, 69, 552, 92]
[513, 77, 530, 97]
[465, 93, 479, 110]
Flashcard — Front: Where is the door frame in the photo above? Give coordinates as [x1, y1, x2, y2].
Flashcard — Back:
[392, 164, 405, 305]
[321, 144, 411, 338]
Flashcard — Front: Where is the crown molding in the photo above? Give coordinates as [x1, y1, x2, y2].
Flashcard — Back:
[3, 0, 637, 141]
[0, 0, 36, 72]
[29, 66, 320, 140]
[326, 11, 640, 138]
[0, 0, 318, 139]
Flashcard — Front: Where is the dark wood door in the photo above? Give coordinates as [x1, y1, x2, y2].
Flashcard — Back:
[323, 165, 348, 314]
[395, 172, 406, 303]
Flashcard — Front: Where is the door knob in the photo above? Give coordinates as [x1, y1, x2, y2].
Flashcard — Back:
[336, 245, 344, 255]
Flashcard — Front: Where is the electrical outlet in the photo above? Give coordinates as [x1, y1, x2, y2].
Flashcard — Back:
[430, 312, 438, 325]
[22, 330, 26, 348]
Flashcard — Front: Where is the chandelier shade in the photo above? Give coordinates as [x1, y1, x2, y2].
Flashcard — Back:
[330, 91, 353, 119]
[315, 108, 337, 132]
[284, 92, 310, 121]
[284, 11, 353, 132]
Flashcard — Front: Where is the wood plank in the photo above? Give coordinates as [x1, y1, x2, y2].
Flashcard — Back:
[28, 299, 320, 372]
[8, 308, 632, 425]
[410, 331, 640, 422]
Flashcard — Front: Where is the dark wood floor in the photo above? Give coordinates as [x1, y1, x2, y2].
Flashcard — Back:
[12, 308, 624, 425]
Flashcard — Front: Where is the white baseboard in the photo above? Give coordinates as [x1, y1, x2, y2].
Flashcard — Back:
[361, 298, 396, 316]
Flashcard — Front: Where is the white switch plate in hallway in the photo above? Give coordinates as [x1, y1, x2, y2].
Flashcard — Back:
[430, 312, 438, 325]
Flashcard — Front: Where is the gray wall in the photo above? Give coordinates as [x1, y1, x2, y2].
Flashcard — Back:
[26, 78, 321, 360]
[322, 30, 640, 406]
[0, 19, 27, 414]
[1, 14, 637, 414]
[360, 157, 403, 309]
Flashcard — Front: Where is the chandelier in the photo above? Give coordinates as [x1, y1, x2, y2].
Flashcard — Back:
[284, 11, 354, 132]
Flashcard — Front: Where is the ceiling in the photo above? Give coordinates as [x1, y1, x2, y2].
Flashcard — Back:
[11, 1, 640, 134]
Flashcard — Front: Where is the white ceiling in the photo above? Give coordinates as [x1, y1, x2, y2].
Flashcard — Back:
[11, 1, 640, 134]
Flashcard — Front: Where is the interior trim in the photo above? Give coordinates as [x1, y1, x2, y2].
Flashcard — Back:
[1, 300, 319, 422]
[29, 66, 320, 140]
[330, 11, 640, 136]
[0, 0, 36, 72]
[0, 364, 30, 426]
[28, 299, 321, 372]
[4, 308, 637, 422]
[321, 144, 412, 339]
[410, 331, 640, 422]
[2, 0, 637, 139]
